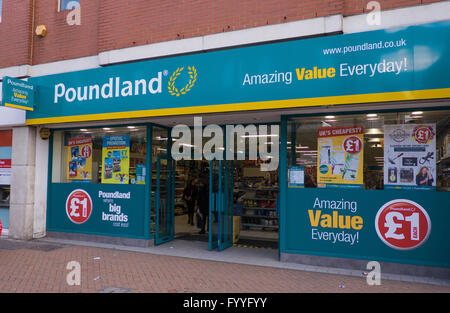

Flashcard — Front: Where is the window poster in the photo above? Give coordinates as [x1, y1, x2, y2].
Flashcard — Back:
[317, 126, 364, 188]
[67, 137, 92, 181]
[102, 135, 130, 184]
[384, 124, 436, 190]
[288, 166, 305, 188]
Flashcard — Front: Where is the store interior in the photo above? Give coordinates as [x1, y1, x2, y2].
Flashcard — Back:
[151, 126, 279, 249]
[170, 159, 279, 248]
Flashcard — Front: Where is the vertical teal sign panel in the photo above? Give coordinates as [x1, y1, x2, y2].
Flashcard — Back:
[2, 76, 35, 111]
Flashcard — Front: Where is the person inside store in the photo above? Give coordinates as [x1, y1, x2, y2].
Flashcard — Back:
[183, 178, 198, 226]
[416, 166, 434, 186]
[198, 177, 210, 234]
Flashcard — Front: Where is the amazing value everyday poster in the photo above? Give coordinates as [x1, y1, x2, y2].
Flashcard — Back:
[67, 137, 92, 182]
[384, 124, 436, 190]
[317, 126, 364, 188]
[101, 135, 130, 184]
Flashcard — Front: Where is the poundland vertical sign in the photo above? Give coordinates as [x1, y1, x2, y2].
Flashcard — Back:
[2, 76, 35, 111]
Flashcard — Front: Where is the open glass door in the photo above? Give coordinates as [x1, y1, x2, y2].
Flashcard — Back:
[209, 160, 219, 250]
[209, 159, 234, 251]
[155, 154, 175, 245]
[219, 159, 234, 251]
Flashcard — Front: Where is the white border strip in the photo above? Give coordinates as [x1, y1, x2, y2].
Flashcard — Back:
[99, 14, 342, 66]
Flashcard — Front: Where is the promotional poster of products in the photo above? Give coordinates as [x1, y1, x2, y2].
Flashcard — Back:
[317, 126, 364, 189]
[384, 124, 436, 190]
[102, 135, 130, 184]
[67, 137, 93, 181]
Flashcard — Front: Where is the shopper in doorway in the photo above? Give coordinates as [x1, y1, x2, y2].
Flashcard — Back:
[198, 179, 210, 234]
[183, 178, 198, 226]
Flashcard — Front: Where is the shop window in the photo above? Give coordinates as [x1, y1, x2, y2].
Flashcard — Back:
[59, 0, 80, 11]
[287, 110, 450, 191]
[51, 125, 147, 184]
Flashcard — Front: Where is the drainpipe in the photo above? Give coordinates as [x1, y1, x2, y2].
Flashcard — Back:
[29, 0, 36, 67]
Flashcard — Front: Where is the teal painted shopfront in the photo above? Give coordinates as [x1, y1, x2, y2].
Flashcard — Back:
[23, 21, 450, 273]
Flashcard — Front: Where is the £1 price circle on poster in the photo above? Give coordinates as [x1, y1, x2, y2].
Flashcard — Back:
[66, 189, 93, 224]
[81, 144, 92, 158]
[343, 136, 362, 154]
[375, 199, 431, 250]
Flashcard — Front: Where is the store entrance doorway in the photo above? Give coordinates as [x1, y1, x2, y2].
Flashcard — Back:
[152, 124, 279, 252]
[154, 157, 234, 251]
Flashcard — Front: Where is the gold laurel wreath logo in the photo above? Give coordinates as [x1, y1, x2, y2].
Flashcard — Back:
[168, 66, 197, 96]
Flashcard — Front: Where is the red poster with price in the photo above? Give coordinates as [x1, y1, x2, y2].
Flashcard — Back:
[375, 199, 431, 250]
[67, 137, 93, 181]
[66, 189, 93, 224]
[317, 126, 364, 188]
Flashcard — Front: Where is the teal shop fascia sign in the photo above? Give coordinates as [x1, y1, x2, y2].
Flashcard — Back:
[26, 21, 450, 125]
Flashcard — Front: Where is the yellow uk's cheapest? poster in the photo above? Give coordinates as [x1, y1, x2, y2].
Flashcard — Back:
[317, 125, 364, 188]
[67, 137, 93, 181]
[102, 135, 130, 184]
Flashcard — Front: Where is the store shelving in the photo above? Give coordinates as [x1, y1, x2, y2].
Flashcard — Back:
[236, 177, 279, 231]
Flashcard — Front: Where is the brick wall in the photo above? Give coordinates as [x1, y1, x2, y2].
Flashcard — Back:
[31, 0, 99, 65]
[0, 1, 32, 68]
[0, 0, 447, 68]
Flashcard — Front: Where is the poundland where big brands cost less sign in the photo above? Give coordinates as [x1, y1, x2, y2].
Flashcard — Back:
[26, 21, 450, 125]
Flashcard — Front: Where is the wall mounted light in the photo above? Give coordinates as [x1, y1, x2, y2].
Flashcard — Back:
[35, 25, 47, 37]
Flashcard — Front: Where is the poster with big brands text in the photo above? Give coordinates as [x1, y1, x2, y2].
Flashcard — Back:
[317, 126, 364, 188]
[101, 135, 130, 184]
[67, 137, 92, 182]
[384, 124, 436, 190]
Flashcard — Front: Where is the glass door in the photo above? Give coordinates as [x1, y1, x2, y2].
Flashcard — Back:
[209, 159, 234, 251]
[155, 154, 175, 245]
[219, 159, 234, 251]
[209, 160, 219, 250]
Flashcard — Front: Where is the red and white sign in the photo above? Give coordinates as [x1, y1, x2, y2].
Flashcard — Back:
[375, 199, 431, 250]
[413, 125, 434, 144]
[66, 189, 93, 224]
[81, 144, 92, 158]
[343, 136, 362, 154]
[0, 159, 11, 168]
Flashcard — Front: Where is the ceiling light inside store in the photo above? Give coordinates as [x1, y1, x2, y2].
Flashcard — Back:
[127, 126, 136, 129]
[240, 134, 278, 138]
[103, 128, 111, 130]
[367, 114, 378, 118]
[411, 111, 423, 115]
[80, 129, 88, 131]
[365, 128, 383, 135]
[325, 115, 335, 119]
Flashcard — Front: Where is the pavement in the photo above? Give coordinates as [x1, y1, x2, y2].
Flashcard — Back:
[1, 237, 450, 293]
